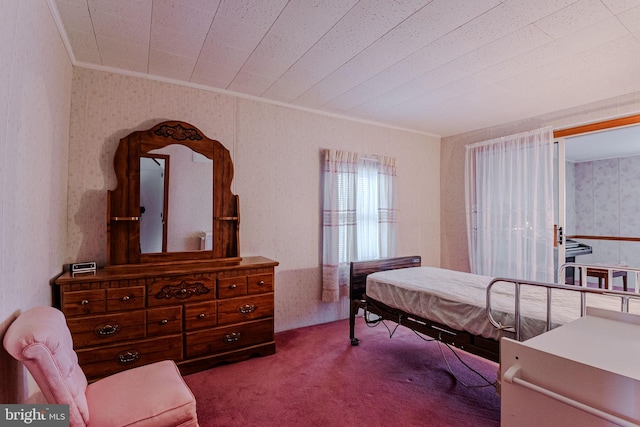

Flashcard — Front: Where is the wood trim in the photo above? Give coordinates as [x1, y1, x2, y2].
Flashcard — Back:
[109, 120, 240, 265]
[553, 113, 640, 138]
[349, 255, 421, 300]
[568, 235, 640, 242]
[556, 115, 640, 245]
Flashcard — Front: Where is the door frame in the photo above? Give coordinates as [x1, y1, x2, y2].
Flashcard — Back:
[554, 113, 640, 139]
[554, 138, 566, 282]
[553, 113, 640, 280]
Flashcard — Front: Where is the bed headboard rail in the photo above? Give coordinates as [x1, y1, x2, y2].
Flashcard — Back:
[349, 256, 421, 300]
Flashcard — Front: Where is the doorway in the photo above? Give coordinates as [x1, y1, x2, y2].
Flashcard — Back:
[555, 115, 640, 288]
[140, 154, 169, 253]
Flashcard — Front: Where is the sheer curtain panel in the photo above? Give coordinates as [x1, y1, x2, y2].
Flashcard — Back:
[465, 127, 554, 283]
[322, 150, 359, 302]
[321, 151, 398, 302]
[377, 156, 397, 258]
[356, 158, 380, 260]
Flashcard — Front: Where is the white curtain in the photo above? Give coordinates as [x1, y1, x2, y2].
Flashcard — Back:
[322, 150, 359, 302]
[377, 156, 397, 258]
[322, 151, 397, 302]
[465, 127, 554, 282]
[356, 158, 380, 260]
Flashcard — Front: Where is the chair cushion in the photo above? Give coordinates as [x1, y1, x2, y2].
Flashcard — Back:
[86, 360, 198, 427]
[3, 306, 89, 426]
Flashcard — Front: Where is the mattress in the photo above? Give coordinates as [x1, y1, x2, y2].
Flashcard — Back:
[366, 266, 640, 341]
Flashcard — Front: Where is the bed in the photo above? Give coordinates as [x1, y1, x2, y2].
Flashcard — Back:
[349, 256, 640, 362]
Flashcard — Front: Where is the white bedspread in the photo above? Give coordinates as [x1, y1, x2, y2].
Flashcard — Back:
[366, 266, 640, 341]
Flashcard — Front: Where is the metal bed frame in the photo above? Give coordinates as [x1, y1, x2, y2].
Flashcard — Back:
[488, 262, 640, 341]
[350, 257, 640, 362]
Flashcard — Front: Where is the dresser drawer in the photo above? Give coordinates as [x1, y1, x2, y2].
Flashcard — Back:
[247, 273, 273, 295]
[67, 310, 146, 348]
[217, 276, 248, 299]
[62, 289, 106, 316]
[147, 306, 182, 336]
[217, 293, 274, 325]
[185, 318, 273, 358]
[106, 286, 145, 311]
[147, 275, 215, 307]
[184, 301, 217, 331]
[77, 334, 183, 380]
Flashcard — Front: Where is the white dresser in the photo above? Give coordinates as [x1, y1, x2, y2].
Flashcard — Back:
[501, 307, 640, 427]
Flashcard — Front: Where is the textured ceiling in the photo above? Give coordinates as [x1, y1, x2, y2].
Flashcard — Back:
[52, 0, 640, 137]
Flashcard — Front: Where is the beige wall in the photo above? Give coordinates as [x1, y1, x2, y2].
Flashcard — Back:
[441, 92, 640, 273]
[67, 68, 441, 332]
[0, 1, 73, 403]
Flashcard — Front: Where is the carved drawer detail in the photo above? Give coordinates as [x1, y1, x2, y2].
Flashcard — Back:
[147, 276, 215, 307]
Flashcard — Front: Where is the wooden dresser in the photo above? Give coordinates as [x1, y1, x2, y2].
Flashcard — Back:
[54, 256, 278, 381]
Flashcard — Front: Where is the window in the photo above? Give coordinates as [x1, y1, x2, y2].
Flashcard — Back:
[357, 158, 380, 260]
[321, 150, 397, 302]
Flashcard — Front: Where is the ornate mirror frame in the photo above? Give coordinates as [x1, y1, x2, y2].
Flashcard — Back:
[107, 120, 240, 265]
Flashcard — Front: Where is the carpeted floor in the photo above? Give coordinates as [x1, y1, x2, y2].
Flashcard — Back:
[184, 317, 500, 427]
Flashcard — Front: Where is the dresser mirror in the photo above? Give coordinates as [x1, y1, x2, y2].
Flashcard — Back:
[140, 147, 214, 254]
[107, 120, 240, 266]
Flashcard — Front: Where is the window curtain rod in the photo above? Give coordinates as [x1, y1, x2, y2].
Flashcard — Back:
[467, 126, 554, 150]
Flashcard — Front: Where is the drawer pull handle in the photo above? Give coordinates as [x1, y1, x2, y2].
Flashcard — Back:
[229, 284, 237, 289]
[224, 332, 241, 342]
[116, 350, 140, 364]
[121, 295, 131, 302]
[159, 319, 169, 325]
[81, 299, 89, 305]
[257, 280, 265, 286]
[238, 304, 256, 314]
[197, 313, 206, 319]
[96, 324, 119, 336]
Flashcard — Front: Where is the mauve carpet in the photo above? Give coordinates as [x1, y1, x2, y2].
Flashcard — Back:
[184, 317, 500, 427]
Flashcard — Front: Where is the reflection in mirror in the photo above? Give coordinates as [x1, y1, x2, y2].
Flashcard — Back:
[140, 155, 168, 253]
[141, 145, 213, 253]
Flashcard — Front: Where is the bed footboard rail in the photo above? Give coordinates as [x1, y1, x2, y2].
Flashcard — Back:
[487, 264, 640, 341]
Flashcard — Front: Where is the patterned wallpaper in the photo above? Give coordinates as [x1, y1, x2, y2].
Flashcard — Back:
[67, 71, 237, 267]
[67, 69, 441, 332]
[567, 156, 640, 275]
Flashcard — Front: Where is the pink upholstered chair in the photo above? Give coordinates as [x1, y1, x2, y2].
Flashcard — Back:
[3, 306, 199, 427]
